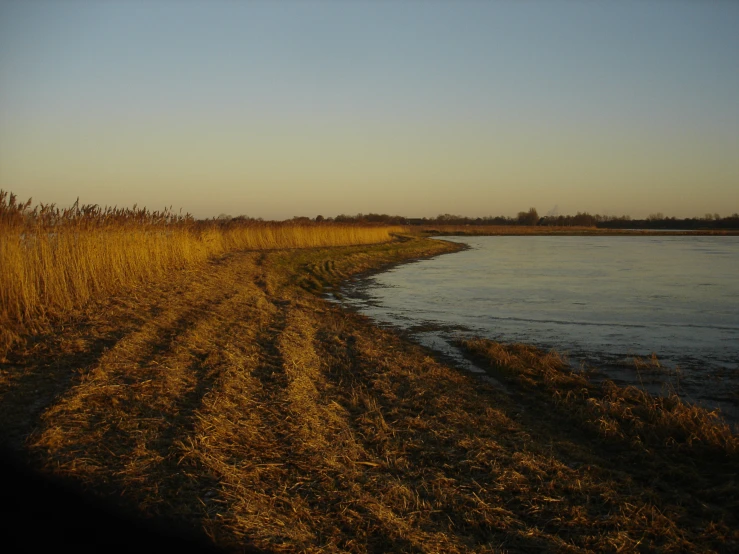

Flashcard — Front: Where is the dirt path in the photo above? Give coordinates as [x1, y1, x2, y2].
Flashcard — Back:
[1, 239, 737, 553]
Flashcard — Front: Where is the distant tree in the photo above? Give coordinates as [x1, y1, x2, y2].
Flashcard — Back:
[315, 215, 324, 223]
[572, 211, 597, 227]
[517, 207, 539, 226]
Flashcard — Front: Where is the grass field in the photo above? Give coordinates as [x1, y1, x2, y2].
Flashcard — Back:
[0, 191, 403, 357]
[2, 192, 738, 552]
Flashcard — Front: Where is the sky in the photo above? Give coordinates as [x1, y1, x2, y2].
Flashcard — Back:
[1, 1, 737, 220]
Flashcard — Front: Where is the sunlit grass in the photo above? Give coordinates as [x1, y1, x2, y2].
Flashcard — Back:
[0, 190, 404, 354]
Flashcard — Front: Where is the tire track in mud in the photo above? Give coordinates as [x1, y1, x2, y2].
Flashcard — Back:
[21, 252, 271, 520]
[163, 255, 430, 551]
[202, 284, 477, 552]
[274, 305, 442, 553]
[185, 259, 347, 549]
[175, 275, 307, 549]
[0, 256, 245, 453]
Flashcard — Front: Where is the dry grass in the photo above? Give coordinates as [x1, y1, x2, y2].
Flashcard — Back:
[459, 339, 739, 467]
[2, 218, 738, 551]
[0, 190, 404, 357]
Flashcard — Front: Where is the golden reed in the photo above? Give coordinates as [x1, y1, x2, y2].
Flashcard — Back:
[0, 191, 403, 353]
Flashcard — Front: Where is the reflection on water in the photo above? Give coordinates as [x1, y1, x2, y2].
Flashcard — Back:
[338, 236, 739, 420]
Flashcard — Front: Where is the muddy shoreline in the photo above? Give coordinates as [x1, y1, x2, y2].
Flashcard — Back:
[336, 238, 739, 426]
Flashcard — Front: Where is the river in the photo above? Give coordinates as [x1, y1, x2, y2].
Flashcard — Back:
[337, 235, 739, 421]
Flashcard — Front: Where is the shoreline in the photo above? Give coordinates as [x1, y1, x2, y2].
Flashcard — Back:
[333, 291, 739, 426]
[339, 234, 739, 425]
[1, 235, 737, 552]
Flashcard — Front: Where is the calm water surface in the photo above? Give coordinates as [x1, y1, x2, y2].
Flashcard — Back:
[339, 236, 739, 417]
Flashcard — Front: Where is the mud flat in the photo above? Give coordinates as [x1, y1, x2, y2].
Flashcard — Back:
[1, 236, 737, 553]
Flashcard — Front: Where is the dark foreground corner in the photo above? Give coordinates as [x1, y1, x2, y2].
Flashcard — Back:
[0, 449, 262, 554]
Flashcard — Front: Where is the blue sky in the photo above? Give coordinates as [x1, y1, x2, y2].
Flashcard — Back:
[1, 0, 737, 219]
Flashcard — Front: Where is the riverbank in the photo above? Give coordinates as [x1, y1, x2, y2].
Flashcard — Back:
[1, 235, 737, 552]
[337, 234, 739, 426]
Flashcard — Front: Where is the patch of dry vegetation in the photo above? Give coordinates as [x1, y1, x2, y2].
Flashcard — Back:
[0, 190, 403, 357]
[2, 209, 737, 552]
[459, 339, 739, 460]
[458, 339, 739, 550]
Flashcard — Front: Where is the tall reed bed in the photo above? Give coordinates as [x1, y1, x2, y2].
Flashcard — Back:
[0, 191, 403, 354]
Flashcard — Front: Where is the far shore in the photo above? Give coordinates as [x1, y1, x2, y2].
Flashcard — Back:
[413, 224, 739, 236]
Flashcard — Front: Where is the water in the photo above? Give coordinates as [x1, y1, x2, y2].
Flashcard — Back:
[337, 236, 739, 419]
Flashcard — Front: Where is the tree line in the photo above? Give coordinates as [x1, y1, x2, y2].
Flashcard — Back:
[284, 209, 739, 229]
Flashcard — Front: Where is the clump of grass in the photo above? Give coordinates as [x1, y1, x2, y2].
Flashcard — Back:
[0, 190, 404, 357]
[631, 352, 674, 375]
[459, 338, 739, 460]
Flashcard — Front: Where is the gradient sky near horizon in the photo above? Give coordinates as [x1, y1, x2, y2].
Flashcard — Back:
[1, 1, 738, 220]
